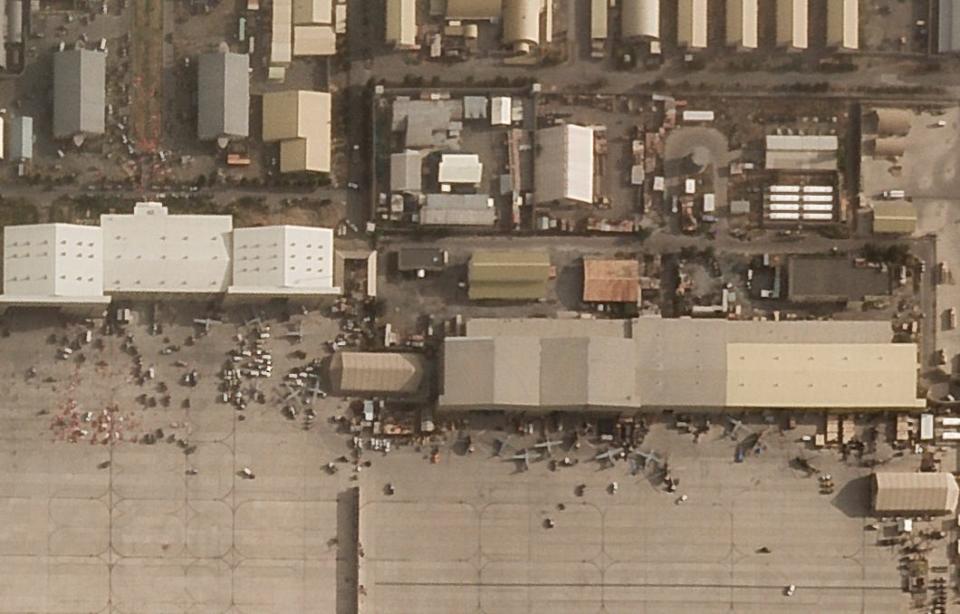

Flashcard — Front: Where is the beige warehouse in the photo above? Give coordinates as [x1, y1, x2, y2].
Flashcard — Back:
[262, 90, 332, 174]
[329, 352, 425, 395]
[873, 473, 960, 516]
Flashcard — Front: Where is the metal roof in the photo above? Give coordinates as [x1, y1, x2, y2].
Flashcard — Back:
[872, 200, 917, 234]
[53, 49, 105, 138]
[293, 0, 331, 24]
[941, 0, 960, 52]
[503, 0, 539, 46]
[101, 202, 233, 293]
[229, 225, 338, 294]
[826, 0, 858, 49]
[421, 194, 495, 227]
[2, 224, 105, 300]
[583, 258, 640, 303]
[591, 0, 607, 39]
[776, 0, 808, 48]
[678, 0, 708, 48]
[874, 473, 959, 515]
[390, 150, 422, 192]
[872, 108, 912, 137]
[621, 0, 659, 39]
[469, 250, 550, 300]
[397, 248, 446, 272]
[386, 0, 416, 46]
[293, 25, 336, 56]
[726, 0, 758, 48]
[439, 335, 637, 410]
[445, 0, 502, 20]
[330, 352, 424, 394]
[873, 136, 907, 158]
[197, 52, 250, 140]
[536, 124, 594, 204]
[9, 116, 32, 160]
[262, 90, 331, 173]
[438, 153, 483, 184]
[787, 256, 890, 302]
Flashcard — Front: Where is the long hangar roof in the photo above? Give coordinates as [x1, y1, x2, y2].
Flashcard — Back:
[440, 318, 921, 411]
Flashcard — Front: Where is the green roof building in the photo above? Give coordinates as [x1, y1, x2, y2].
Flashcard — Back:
[468, 250, 551, 300]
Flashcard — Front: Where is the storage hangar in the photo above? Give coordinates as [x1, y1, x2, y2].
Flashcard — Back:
[622, 0, 659, 40]
[8, 115, 32, 161]
[678, 0, 708, 49]
[53, 49, 106, 139]
[726, 0, 758, 48]
[591, 0, 608, 41]
[872, 200, 917, 235]
[228, 225, 339, 295]
[386, 0, 416, 47]
[197, 51, 250, 141]
[329, 352, 425, 395]
[787, 256, 891, 304]
[873, 473, 959, 516]
[445, 0, 502, 20]
[765, 135, 838, 171]
[873, 136, 907, 159]
[872, 108, 912, 137]
[0, 223, 109, 309]
[826, 0, 858, 49]
[293, 0, 330, 24]
[583, 258, 640, 303]
[535, 124, 594, 204]
[100, 202, 234, 294]
[262, 90, 331, 173]
[390, 150, 422, 193]
[293, 25, 336, 56]
[420, 194, 495, 227]
[468, 250, 551, 300]
[940, 0, 960, 53]
[503, 0, 540, 51]
[439, 317, 922, 412]
[775, 0, 808, 49]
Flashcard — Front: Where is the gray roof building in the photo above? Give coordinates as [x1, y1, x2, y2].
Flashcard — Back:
[8, 116, 33, 161]
[941, 0, 960, 53]
[390, 150, 422, 192]
[53, 49, 105, 139]
[197, 52, 250, 141]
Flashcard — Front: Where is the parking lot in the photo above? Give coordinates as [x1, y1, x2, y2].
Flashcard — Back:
[0, 305, 355, 613]
[357, 416, 918, 614]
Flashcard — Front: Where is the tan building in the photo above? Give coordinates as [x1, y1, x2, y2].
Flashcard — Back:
[826, 0, 858, 50]
[678, 0, 708, 49]
[329, 352, 425, 395]
[726, 0, 758, 48]
[468, 250, 551, 301]
[386, 0, 417, 47]
[776, 0, 808, 49]
[262, 91, 332, 173]
[872, 200, 917, 235]
[873, 473, 959, 516]
[872, 108, 911, 137]
[503, 0, 540, 50]
[446, 0, 502, 20]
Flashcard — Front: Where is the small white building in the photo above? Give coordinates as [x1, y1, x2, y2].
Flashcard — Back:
[535, 124, 594, 204]
[229, 225, 339, 295]
[0, 223, 109, 308]
[491, 97, 512, 126]
[101, 202, 233, 294]
[438, 153, 483, 185]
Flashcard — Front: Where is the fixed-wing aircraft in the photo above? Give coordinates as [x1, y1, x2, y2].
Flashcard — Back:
[594, 447, 625, 467]
[282, 323, 304, 343]
[507, 449, 534, 471]
[534, 439, 563, 456]
[725, 416, 753, 439]
[193, 318, 221, 333]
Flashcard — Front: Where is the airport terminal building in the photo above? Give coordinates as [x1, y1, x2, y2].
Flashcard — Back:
[439, 317, 923, 413]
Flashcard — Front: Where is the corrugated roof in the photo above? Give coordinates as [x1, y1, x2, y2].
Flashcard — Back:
[53, 50, 105, 138]
[678, 0, 708, 48]
[390, 150, 422, 192]
[438, 153, 483, 184]
[439, 335, 637, 409]
[445, 0, 502, 20]
[229, 225, 337, 292]
[293, 25, 336, 55]
[503, 0, 539, 46]
[621, 0, 659, 39]
[583, 258, 640, 303]
[330, 352, 424, 394]
[591, 0, 607, 39]
[776, 0, 808, 48]
[262, 91, 331, 173]
[787, 256, 890, 302]
[873, 200, 916, 234]
[2, 224, 104, 299]
[941, 0, 960, 52]
[469, 250, 550, 300]
[726, 0, 758, 48]
[874, 473, 959, 515]
[386, 0, 416, 46]
[293, 0, 331, 24]
[9, 116, 32, 160]
[874, 136, 907, 158]
[536, 124, 594, 204]
[872, 108, 911, 137]
[826, 0, 858, 49]
[197, 52, 250, 140]
[421, 194, 495, 226]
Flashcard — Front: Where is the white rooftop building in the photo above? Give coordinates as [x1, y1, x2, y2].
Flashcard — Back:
[536, 124, 594, 204]
[101, 202, 233, 294]
[229, 225, 339, 295]
[0, 224, 109, 307]
[438, 153, 483, 185]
